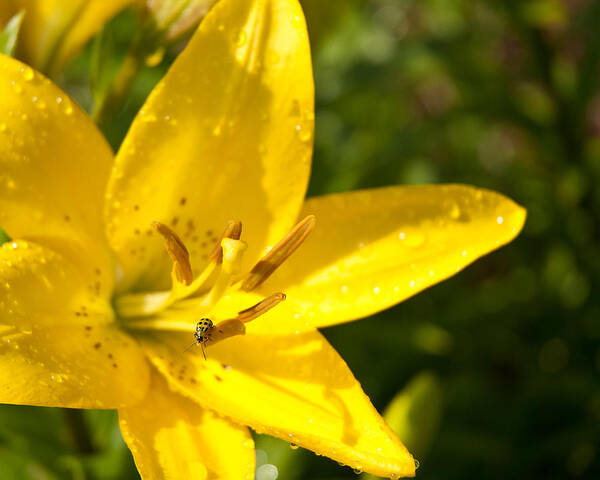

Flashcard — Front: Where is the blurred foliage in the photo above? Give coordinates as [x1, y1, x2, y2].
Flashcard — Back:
[2, 0, 600, 478]
[0, 10, 24, 57]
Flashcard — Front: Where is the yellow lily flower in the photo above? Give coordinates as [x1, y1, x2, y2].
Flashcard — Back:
[0, 0, 135, 75]
[0, 0, 526, 478]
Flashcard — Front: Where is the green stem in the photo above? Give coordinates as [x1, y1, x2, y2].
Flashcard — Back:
[63, 408, 96, 455]
[92, 40, 146, 129]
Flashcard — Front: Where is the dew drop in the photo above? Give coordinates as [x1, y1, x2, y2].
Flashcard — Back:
[340, 285, 348, 293]
[298, 127, 311, 142]
[409, 280, 416, 288]
[373, 286, 381, 294]
[404, 232, 426, 247]
[141, 112, 157, 123]
[448, 202, 461, 219]
[353, 466, 363, 474]
[289, 443, 299, 450]
[497, 216, 504, 224]
[20, 66, 34, 81]
[414, 459, 421, 470]
[235, 30, 247, 46]
[11, 81, 22, 93]
[212, 125, 222, 136]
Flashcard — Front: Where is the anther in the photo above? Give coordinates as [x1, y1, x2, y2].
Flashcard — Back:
[242, 215, 316, 291]
[205, 292, 286, 346]
[236, 292, 286, 323]
[152, 221, 193, 285]
[209, 220, 242, 264]
[204, 318, 246, 346]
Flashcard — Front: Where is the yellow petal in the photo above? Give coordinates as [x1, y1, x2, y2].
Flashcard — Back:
[259, 184, 527, 330]
[106, 0, 314, 292]
[119, 369, 255, 480]
[13, 0, 134, 73]
[141, 326, 416, 478]
[0, 54, 113, 272]
[0, 241, 150, 408]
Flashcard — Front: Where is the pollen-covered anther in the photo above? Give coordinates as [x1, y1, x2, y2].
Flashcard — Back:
[242, 215, 316, 291]
[204, 318, 246, 346]
[237, 292, 286, 323]
[205, 292, 286, 346]
[209, 220, 242, 264]
[152, 221, 193, 285]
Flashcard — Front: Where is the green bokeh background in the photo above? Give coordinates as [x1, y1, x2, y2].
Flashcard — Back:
[2, 0, 600, 478]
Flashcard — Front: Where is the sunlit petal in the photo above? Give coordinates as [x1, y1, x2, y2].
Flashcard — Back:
[106, 0, 313, 292]
[259, 185, 526, 330]
[119, 370, 255, 480]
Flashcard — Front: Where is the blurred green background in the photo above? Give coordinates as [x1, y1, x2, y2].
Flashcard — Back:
[2, 0, 600, 479]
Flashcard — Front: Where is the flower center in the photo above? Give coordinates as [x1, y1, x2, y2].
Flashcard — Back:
[115, 216, 315, 349]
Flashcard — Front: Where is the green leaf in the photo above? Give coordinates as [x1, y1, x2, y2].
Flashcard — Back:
[0, 226, 10, 244]
[0, 10, 25, 57]
[90, 24, 116, 104]
[361, 372, 443, 480]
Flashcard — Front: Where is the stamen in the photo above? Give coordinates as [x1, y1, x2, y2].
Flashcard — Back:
[152, 221, 193, 285]
[204, 319, 246, 346]
[236, 292, 286, 323]
[205, 292, 287, 346]
[126, 292, 286, 351]
[117, 220, 242, 318]
[242, 215, 316, 291]
[209, 220, 242, 264]
[201, 237, 247, 309]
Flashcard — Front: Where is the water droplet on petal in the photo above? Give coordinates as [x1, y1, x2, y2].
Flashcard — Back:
[20, 66, 34, 81]
[353, 466, 363, 474]
[141, 112, 157, 123]
[235, 30, 247, 46]
[289, 443, 299, 450]
[11, 81, 22, 93]
[497, 216, 504, 224]
[404, 232, 426, 247]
